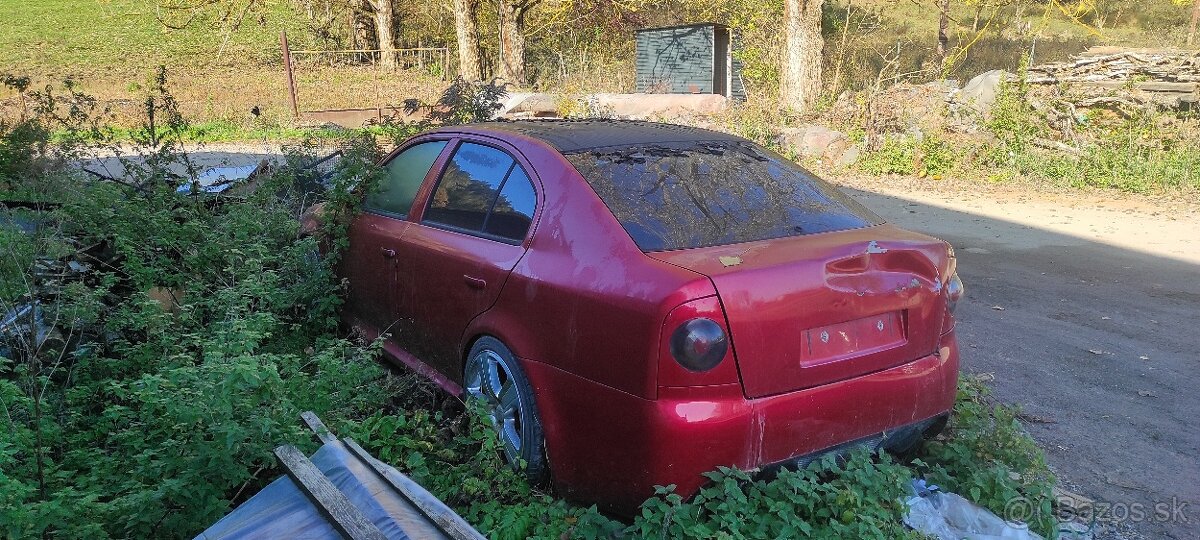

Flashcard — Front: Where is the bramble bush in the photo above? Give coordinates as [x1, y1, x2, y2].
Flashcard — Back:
[2, 73, 1058, 539]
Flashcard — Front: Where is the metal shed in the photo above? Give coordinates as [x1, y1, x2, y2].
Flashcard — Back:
[635, 23, 746, 100]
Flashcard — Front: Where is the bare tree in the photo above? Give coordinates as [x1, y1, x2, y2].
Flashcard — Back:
[780, 0, 824, 111]
[497, 0, 539, 85]
[453, 0, 484, 80]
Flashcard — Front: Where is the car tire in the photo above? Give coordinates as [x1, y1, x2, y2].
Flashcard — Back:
[464, 336, 549, 484]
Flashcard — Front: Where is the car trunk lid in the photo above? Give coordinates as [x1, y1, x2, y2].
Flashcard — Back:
[649, 224, 952, 398]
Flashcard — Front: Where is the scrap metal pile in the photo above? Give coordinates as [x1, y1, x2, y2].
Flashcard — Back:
[1027, 47, 1200, 109]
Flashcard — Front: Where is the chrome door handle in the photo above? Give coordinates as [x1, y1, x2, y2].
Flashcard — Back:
[463, 275, 486, 289]
[380, 247, 396, 258]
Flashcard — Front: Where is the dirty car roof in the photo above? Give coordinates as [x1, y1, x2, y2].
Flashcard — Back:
[462, 119, 746, 153]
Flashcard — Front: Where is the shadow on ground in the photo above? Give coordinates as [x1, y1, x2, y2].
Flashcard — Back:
[847, 187, 1199, 540]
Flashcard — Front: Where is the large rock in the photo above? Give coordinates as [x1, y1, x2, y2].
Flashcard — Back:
[958, 69, 1009, 113]
[775, 124, 853, 165]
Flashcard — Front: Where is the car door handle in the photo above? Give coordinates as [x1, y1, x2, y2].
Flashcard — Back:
[463, 275, 486, 289]
[380, 247, 396, 258]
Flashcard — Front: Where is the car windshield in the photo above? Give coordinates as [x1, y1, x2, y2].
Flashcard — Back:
[564, 141, 882, 251]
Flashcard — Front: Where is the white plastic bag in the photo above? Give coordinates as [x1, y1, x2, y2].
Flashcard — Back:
[904, 491, 1044, 540]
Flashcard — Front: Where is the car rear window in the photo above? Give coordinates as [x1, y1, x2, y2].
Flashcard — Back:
[564, 141, 882, 251]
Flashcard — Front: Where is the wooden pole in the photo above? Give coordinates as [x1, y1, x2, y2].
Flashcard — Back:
[281, 31, 300, 118]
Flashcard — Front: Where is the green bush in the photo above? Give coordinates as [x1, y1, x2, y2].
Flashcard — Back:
[630, 452, 921, 539]
[917, 378, 1058, 538]
[982, 74, 1200, 193]
[858, 134, 959, 179]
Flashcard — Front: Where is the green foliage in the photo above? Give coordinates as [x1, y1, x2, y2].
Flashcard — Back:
[630, 452, 922, 539]
[858, 135, 959, 179]
[0, 76, 399, 538]
[983, 76, 1200, 192]
[848, 70, 1200, 194]
[916, 378, 1058, 538]
[343, 404, 625, 540]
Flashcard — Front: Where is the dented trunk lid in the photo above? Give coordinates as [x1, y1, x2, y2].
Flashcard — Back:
[649, 224, 952, 398]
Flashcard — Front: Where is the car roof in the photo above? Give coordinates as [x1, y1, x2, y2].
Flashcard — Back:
[455, 119, 747, 153]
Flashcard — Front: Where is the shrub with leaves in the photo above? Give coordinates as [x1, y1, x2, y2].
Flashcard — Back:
[916, 378, 1058, 538]
[629, 451, 922, 539]
[0, 73, 401, 538]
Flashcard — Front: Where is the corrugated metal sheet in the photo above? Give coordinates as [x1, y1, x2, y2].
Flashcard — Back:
[196, 413, 485, 540]
[635, 23, 745, 101]
[636, 25, 716, 94]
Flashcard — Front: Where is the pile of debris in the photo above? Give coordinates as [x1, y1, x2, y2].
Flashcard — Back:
[1026, 47, 1199, 109]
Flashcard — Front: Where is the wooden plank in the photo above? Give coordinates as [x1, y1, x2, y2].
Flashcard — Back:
[1074, 81, 1198, 93]
[274, 445, 388, 540]
[301, 411, 337, 444]
[342, 438, 486, 540]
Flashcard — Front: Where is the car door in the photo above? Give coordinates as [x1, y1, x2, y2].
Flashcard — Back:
[395, 140, 539, 380]
[342, 139, 450, 335]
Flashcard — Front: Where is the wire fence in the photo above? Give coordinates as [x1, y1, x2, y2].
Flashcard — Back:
[281, 33, 452, 116]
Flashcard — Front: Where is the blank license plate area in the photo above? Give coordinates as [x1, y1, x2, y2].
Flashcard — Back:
[804, 312, 906, 364]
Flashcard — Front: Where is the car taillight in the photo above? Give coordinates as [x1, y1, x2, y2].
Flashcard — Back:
[658, 296, 739, 387]
[946, 272, 964, 312]
[669, 318, 728, 372]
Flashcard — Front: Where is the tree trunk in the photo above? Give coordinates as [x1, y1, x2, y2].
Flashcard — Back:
[1189, 0, 1199, 46]
[497, 0, 528, 85]
[350, 0, 376, 55]
[371, 0, 397, 68]
[937, 0, 950, 61]
[452, 0, 483, 80]
[780, 0, 824, 111]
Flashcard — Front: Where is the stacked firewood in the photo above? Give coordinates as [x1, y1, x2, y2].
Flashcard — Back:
[1026, 47, 1199, 108]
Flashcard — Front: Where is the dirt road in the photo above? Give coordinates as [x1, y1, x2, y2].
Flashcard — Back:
[838, 176, 1199, 539]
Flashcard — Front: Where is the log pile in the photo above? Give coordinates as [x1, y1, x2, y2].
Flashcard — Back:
[1026, 47, 1199, 108]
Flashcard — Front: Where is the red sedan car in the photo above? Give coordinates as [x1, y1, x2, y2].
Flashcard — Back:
[337, 120, 963, 513]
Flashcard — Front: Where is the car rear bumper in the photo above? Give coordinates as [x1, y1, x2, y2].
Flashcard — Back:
[524, 330, 960, 514]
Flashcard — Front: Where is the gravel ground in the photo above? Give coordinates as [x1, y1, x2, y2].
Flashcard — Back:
[836, 174, 1199, 539]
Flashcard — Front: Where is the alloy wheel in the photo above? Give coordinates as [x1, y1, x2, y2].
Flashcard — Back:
[465, 348, 524, 463]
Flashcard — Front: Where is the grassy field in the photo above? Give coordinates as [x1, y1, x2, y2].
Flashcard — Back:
[0, 0, 303, 74]
[0, 0, 446, 126]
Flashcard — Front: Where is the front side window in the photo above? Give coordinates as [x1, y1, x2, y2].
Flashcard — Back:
[424, 142, 537, 243]
[365, 140, 448, 217]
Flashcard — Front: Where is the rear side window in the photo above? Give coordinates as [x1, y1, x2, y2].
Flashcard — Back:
[483, 167, 536, 241]
[424, 142, 537, 243]
[365, 141, 448, 217]
[564, 141, 881, 251]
